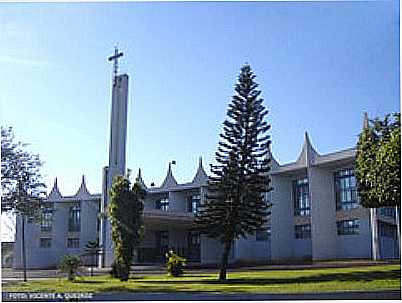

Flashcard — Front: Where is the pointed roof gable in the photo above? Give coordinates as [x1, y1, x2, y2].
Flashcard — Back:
[136, 168, 147, 189]
[48, 177, 62, 200]
[160, 162, 178, 189]
[192, 157, 208, 186]
[267, 145, 279, 170]
[295, 131, 319, 167]
[75, 175, 91, 198]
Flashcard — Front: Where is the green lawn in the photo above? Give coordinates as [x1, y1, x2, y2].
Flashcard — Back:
[3, 264, 400, 294]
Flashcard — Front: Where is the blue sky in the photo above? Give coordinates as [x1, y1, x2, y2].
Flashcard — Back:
[0, 1, 399, 234]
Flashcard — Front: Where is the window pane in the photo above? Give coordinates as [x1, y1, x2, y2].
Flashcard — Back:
[293, 177, 310, 216]
[68, 205, 81, 232]
[337, 219, 359, 235]
[294, 224, 311, 239]
[40, 238, 51, 248]
[334, 169, 359, 210]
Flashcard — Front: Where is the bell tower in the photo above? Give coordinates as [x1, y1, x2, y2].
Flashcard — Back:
[99, 47, 129, 267]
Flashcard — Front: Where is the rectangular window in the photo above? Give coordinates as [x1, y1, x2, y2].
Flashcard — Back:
[256, 227, 271, 241]
[68, 204, 81, 232]
[293, 178, 310, 216]
[334, 169, 359, 210]
[67, 238, 80, 248]
[187, 194, 200, 214]
[40, 238, 51, 248]
[379, 222, 396, 238]
[379, 207, 396, 218]
[337, 219, 359, 235]
[295, 224, 311, 239]
[155, 198, 169, 211]
[41, 208, 53, 232]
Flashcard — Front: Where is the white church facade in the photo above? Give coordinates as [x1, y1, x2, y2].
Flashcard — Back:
[12, 51, 399, 269]
[12, 134, 400, 269]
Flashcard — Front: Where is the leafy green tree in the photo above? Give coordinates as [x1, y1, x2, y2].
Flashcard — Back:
[356, 113, 400, 259]
[108, 176, 145, 281]
[356, 113, 400, 208]
[195, 65, 272, 281]
[1, 127, 46, 281]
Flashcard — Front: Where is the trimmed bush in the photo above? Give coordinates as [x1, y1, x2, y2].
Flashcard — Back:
[166, 250, 186, 277]
[59, 255, 81, 282]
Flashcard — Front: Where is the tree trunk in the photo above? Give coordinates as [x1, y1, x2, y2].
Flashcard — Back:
[21, 216, 27, 282]
[219, 241, 232, 282]
[370, 208, 380, 260]
[395, 206, 400, 258]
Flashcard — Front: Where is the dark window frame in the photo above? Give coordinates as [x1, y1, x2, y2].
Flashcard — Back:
[187, 194, 201, 214]
[379, 222, 396, 238]
[337, 219, 359, 235]
[40, 208, 53, 232]
[68, 204, 81, 232]
[40, 238, 52, 248]
[379, 207, 396, 218]
[294, 224, 311, 239]
[67, 238, 80, 248]
[293, 177, 310, 216]
[155, 198, 169, 211]
[334, 168, 359, 210]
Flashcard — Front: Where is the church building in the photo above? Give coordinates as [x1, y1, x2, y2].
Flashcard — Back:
[12, 50, 399, 269]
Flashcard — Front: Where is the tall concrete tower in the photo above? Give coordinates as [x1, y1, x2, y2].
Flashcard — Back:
[99, 48, 129, 267]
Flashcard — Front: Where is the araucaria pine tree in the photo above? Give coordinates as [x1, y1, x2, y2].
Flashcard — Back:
[108, 176, 145, 281]
[195, 64, 272, 281]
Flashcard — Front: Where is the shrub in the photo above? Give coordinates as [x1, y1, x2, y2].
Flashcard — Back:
[59, 255, 81, 282]
[110, 261, 129, 281]
[166, 250, 186, 277]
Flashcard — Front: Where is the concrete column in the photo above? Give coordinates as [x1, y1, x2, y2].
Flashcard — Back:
[270, 175, 293, 261]
[309, 167, 337, 260]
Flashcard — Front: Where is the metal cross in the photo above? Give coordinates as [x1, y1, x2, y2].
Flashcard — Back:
[108, 46, 124, 81]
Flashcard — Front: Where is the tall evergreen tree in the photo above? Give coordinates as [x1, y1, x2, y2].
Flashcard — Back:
[195, 65, 272, 281]
[1, 127, 46, 282]
[108, 175, 145, 281]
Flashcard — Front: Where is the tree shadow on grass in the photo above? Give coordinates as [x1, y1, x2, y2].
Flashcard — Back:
[98, 285, 220, 293]
[75, 280, 107, 284]
[138, 269, 401, 286]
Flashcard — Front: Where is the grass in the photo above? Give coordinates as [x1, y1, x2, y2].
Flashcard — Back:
[3, 264, 400, 294]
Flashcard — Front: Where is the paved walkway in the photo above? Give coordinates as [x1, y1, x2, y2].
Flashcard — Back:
[2, 290, 401, 301]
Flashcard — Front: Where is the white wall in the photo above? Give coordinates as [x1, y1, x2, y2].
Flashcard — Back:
[309, 167, 337, 260]
[270, 175, 295, 260]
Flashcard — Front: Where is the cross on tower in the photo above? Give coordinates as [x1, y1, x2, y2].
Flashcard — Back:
[108, 46, 124, 83]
